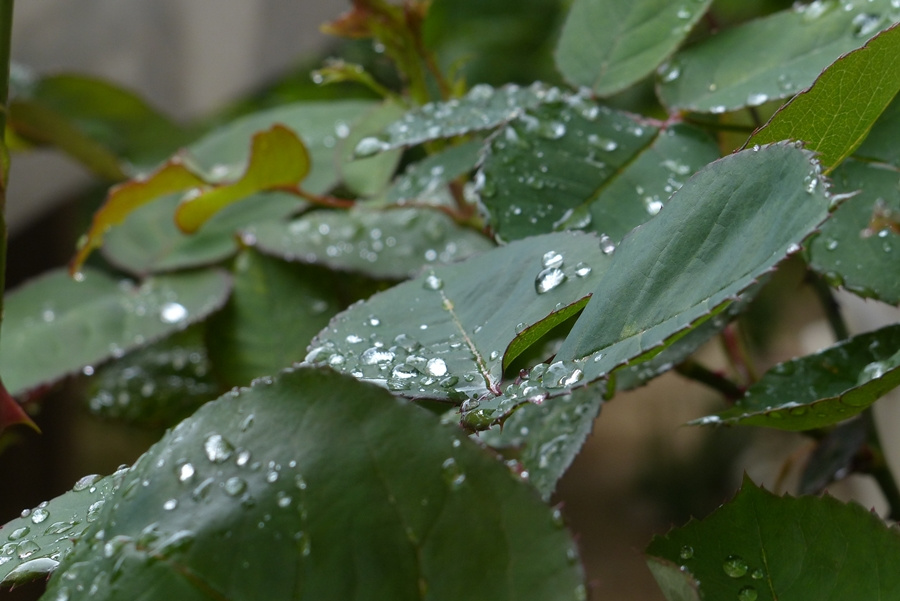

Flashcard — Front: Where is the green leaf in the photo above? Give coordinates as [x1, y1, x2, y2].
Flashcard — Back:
[206, 250, 343, 388]
[45, 367, 586, 601]
[174, 125, 310, 233]
[646, 477, 900, 601]
[0, 268, 232, 396]
[102, 192, 302, 277]
[480, 386, 603, 500]
[555, 0, 713, 97]
[8, 73, 193, 170]
[855, 92, 900, 166]
[305, 232, 611, 404]
[556, 143, 832, 379]
[71, 125, 309, 272]
[382, 140, 482, 206]
[478, 100, 720, 242]
[748, 23, 900, 174]
[245, 207, 494, 280]
[339, 100, 405, 196]
[807, 160, 900, 303]
[657, 0, 900, 113]
[693, 324, 900, 431]
[0, 468, 128, 587]
[353, 82, 557, 155]
[84, 326, 219, 427]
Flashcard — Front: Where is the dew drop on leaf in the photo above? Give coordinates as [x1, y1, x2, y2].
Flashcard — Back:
[160, 302, 188, 324]
[177, 462, 195, 483]
[423, 274, 444, 291]
[535, 267, 567, 294]
[224, 476, 247, 497]
[542, 250, 565, 269]
[679, 545, 694, 559]
[723, 555, 749, 578]
[738, 586, 758, 601]
[425, 358, 448, 377]
[203, 434, 234, 463]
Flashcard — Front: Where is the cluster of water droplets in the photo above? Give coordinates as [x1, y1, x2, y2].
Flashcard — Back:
[534, 249, 594, 295]
[676, 548, 766, 601]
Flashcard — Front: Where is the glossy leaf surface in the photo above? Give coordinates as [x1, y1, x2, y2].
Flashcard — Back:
[305, 232, 610, 404]
[646, 477, 900, 601]
[556, 143, 832, 378]
[382, 140, 482, 206]
[808, 160, 900, 303]
[45, 367, 586, 601]
[206, 250, 343, 388]
[855, 92, 900, 166]
[480, 387, 603, 500]
[657, 0, 900, 113]
[694, 324, 900, 431]
[246, 207, 493, 280]
[749, 23, 900, 173]
[0, 468, 127, 587]
[0, 268, 231, 396]
[556, 0, 713, 96]
[103, 192, 301, 276]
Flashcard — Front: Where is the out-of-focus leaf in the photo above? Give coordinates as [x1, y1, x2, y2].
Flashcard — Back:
[478, 99, 720, 242]
[556, 143, 832, 378]
[305, 232, 610, 406]
[0, 379, 37, 434]
[657, 0, 900, 113]
[382, 140, 482, 206]
[0, 268, 231, 396]
[799, 417, 867, 494]
[353, 82, 558, 155]
[480, 386, 603, 500]
[84, 326, 219, 427]
[693, 324, 900, 431]
[245, 207, 494, 280]
[45, 367, 586, 601]
[749, 23, 900, 173]
[808, 160, 900, 303]
[8, 73, 193, 169]
[206, 250, 343, 388]
[646, 477, 900, 601]
[102, 192, 302, 277]
[0, 468, 128, 587]
[556, 0, 714, 96]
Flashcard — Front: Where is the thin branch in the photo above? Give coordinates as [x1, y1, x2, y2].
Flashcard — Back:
[807, 271, 850, 341]
[675, 359, 745, 401]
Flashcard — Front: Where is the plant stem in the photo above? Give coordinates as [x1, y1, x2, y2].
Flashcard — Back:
[807, 272, 850, 341]
[675, 359, 744, 401]
[0, 0, 14, 337]
[862, 408, 900, 521]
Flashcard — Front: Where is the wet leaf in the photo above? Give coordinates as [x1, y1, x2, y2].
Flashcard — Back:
[0, 467, 127, 587]
[304, 232, 611, 405]
[808, 160, 900, 303]
[556, 0, 713, 96]
[85, 326, 219, 427]
[206, 250, 343, 388]
[339, 100, 405, 196]
[855, 92, 900, 166]
[478, 99, 720, 242]
[657, 0, 900, 113]
[556, 143, 832, 380]
[749, 23, 900, 174]
[45, 367, 586, 601]
[245, 207, 494, 280]
[8, 73, 192, 171]
[353, 82, 559, 155]
[0, 268, 231, 396]
[646, 477, 900, 601]
[102, 192, 302, 277]
[693, 324, 900, 431]
[382, 140, 482, 206]
[480, 386, 603, 500]
[174, 125, 310, 233]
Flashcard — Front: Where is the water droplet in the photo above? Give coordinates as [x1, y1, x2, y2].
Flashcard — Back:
[8, 527, 29, 541]
[15, 540, 40, 559]
[680, 545, 694, 560]
[30, 507, 49, 524]
[852, 12, 884, 37]
[587, 134, 618, 151]
[542, 250, 565, 269]
[751, 568, 764, 580]
[425, 358, 448, 377]
[354, 136, 389, 158]
[86, 500, 104, 522]
[368, 315, 381, 327]
[659, 61, 681, 83]
[723, 555, 749, 578]
[538, 120, 566, 139]
[710, 105, 727, 114]
[535, 267, 567, 294]
[423, 274, 443, 291]
[746, 92, 768, 106]
[360, 347, 396, 365]
[224, 476, 247, 497]
[598, 234, 616, 254]
[160, 302, 188, 324]
[203, 434, 234, 463]
[73, 474, 100, 492]
[825, 238, 839, 251]
[738, 586, 758, 601]
[177, 463, 195, 482]
[441, 457, 466, 489]
[163, 498, 178, 511]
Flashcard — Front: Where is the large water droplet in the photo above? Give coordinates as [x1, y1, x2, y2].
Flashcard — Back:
[738, 586, 758, 601]
[852, 12, 884, 37]
[535, 267, 566, 294]
[160, 302, 188, 324]
[15, 540, 40, 559]
[441, 457, 466, 489]
[423, 274, 443, 291]
[542, 250, 565, 269]
[598, 234, 616, 255]
[177, 463, 195, 483]
[723, 555, 749, 578]
[30, 507, 49, 524]
[224, 476, 247, 497]
[203, 434, 234, 463]
[354, 136, 390, 158]
[680, 545, 694, 560]
[360, 347, 396, 365]
[163, 498, 178, 511]
[73, 474, 100, 492]
[426, 358, 448, 377]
